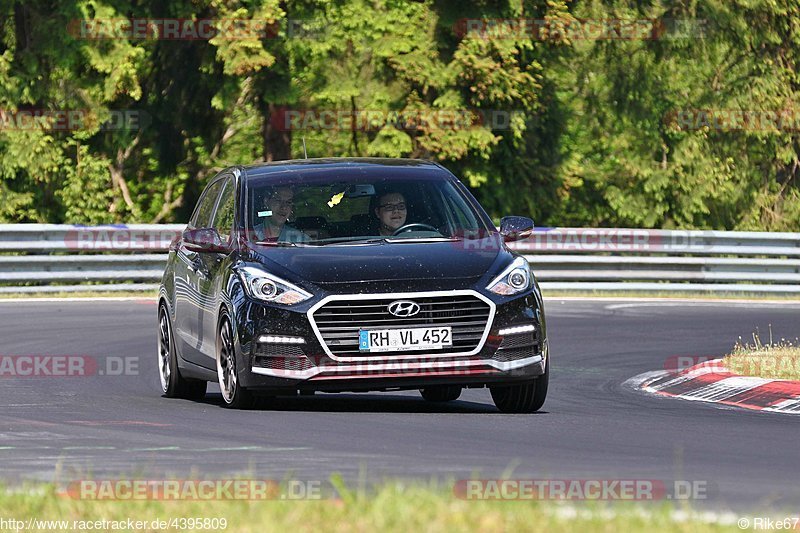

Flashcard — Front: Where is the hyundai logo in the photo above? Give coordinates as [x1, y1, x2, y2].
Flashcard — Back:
[387, 300, 420, 317]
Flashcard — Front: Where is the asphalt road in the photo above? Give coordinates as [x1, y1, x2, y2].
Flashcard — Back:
[0, 298, 798, 511]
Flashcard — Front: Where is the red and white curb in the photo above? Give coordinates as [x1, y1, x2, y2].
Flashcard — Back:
[625, 360, 800, 414]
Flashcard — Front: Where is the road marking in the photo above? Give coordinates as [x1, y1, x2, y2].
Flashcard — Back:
[125, 446, 311, 454]
[0, 297, 157, 303]
[605, 301, 800, 310]
[765, 398, 800, 413]
[553, 505, 740, 527]
[0, 295, 797, 305]
[0, 445, 311, 453]
[4, 404, 59, 407]
[622, 370, 669, 391]
[545, 296, 800, 306]
[627, 363, 800, 415]
[66, 420, 172, 427]
[62, 446, 116, 450]
[191, 446, 312, 452]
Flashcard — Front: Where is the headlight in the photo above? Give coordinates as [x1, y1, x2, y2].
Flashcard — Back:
[238, 266, 313, 305]
[486, 257, 532, 296]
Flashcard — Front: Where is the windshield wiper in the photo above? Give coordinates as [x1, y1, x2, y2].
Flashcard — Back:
[305, 237, 386, 246]
[254, 240, 297, 247]
[304, 236, 464, 246]
[384, 236, 462, 243]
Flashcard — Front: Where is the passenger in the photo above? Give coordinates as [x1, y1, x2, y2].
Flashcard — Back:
[374, 191, 408, 236]
[253, 186, 308, 243]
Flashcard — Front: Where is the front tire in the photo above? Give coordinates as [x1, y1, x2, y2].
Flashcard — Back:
[217, 312, 255, 409]
[490, 357, 548, 413]
[420, 386, 462, 402]
[158, 305, 207, 400]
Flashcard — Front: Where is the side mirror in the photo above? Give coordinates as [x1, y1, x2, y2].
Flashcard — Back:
[499, 216, 534, 243]
[183, 228, 230, 253]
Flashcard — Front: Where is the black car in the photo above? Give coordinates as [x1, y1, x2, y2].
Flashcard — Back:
[158, 158, 549, 412]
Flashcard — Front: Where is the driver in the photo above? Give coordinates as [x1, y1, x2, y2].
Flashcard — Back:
[374, 191, 407, 236]
[253, 186, 309, 243]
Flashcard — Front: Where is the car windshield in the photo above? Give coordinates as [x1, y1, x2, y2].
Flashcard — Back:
[245, 175, 491, 245]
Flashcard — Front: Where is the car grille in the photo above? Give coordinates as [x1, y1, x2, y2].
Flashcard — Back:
[253, 344, 314, 371]
[310, 294, 492, 358]
[253, 356, 314, 371]
[255, 344, 307, 358]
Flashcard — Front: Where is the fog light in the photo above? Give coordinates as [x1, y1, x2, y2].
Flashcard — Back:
[258, 335, 306, 344]
[498, 324, 536, 336]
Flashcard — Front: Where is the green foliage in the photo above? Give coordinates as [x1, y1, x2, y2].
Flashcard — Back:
[0, 0, 796, 229]
[556, 0, 800, 230]
[59, 142, 114, 224]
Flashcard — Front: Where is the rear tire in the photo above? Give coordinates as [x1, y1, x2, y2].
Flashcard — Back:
[217, 313, 255, 409]
[490, 357, 548, 413]
[158, 305, 207, 400]
[420, 386, 462, 402]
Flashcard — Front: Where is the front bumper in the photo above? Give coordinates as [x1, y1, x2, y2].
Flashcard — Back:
[236, 288, 547, 393]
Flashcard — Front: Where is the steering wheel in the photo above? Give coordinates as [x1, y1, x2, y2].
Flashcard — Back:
[391, 223, 439, 236]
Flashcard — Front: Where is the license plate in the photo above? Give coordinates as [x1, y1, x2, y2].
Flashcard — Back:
[358, 327, 452, 353]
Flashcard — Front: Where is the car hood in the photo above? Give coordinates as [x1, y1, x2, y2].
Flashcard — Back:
[245, 239, 505, 285]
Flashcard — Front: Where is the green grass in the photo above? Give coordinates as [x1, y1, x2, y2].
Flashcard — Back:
[0, 481, 741, 532]
[723, 330, 800, 380]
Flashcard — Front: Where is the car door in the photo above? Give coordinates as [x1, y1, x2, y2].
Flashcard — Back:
[174, 177, 225, 367]
[196, 175, 238, 366]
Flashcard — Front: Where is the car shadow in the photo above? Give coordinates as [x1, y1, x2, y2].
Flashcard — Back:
[201, 392, 547, 414]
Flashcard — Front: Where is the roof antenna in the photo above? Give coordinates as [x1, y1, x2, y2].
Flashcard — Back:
[302, 137, 308, 159]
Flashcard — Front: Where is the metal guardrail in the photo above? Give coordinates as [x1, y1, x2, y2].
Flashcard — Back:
[0, 224, 799, 294]
[517, 228, 800, 293]
[0, 224, 182, 293]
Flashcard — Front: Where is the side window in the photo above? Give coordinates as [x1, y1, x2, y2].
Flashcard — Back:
[192, 180, 224, 229]
[212, 178, 236, 241]
[443, 182, 480, 230]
